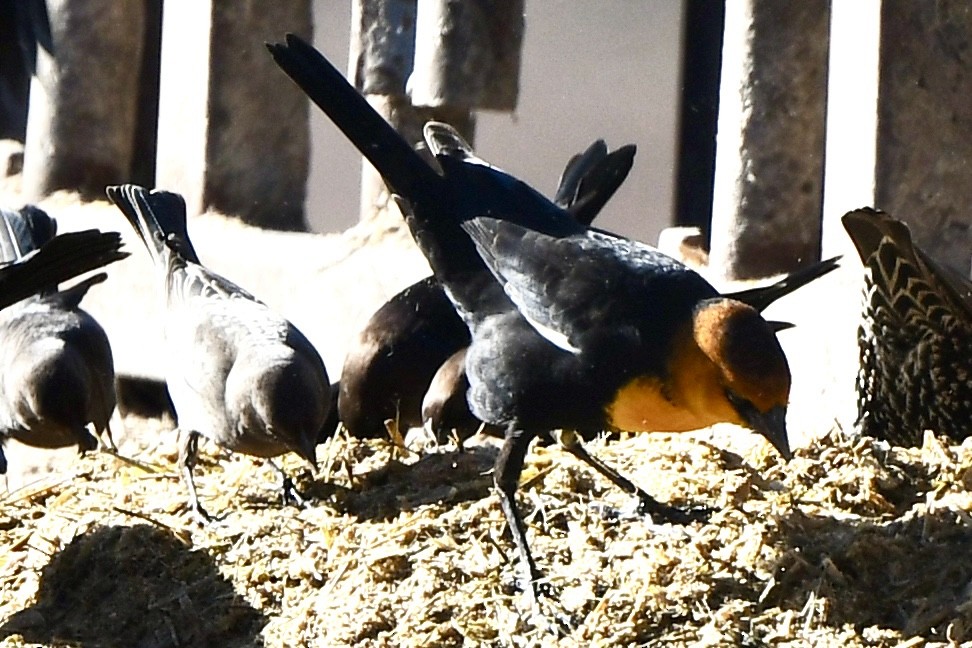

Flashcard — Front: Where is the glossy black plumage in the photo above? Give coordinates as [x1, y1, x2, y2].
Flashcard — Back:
[0, 227, 127, 312]
[843, 207, 972, 446]
[335, 140, 635, 442]
[269, 34, 797, 613]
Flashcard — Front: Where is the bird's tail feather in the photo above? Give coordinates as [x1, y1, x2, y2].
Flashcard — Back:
[0, 204, 56, 262]
[0, 230, 127, 310]
[269, 34, 495, 319]
[106, 184, 199, 266]
[266, 33, 441, 202]
[725, 255, 841, 312]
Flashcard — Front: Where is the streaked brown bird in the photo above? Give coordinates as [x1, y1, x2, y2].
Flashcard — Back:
[843, 207, 972, 446]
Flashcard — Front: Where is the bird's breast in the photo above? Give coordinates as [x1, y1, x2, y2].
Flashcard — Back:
[606, 375, 713, 433]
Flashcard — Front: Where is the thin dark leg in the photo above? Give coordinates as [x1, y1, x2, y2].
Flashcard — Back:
[100, 419, 118, 451]
[495, 428, 545, 604]
[267, 458, 306, 507]
[178, 428, 212, 523]
[558, 430, 710, 524]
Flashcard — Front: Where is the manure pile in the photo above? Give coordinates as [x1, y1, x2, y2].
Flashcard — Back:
[2, 415, 971, 647]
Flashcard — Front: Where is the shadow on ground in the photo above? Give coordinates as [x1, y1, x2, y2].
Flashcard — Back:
[308, 444, 498, 521]
[763, 507, 972, 643]
[0, 523, 266, 647]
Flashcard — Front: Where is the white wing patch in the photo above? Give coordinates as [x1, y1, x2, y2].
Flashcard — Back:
[520, 309, 580, 354]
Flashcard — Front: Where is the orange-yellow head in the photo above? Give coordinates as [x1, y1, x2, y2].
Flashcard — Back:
[688, 298, 791, 458]
[605, 298, 791, 458]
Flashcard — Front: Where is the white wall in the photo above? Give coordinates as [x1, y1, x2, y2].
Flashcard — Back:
[309, 0, 683, 243]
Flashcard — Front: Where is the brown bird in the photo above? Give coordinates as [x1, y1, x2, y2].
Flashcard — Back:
[843, 207, 972, 446]
[269, 34, 799, 614]
[0, 206, 125, 474]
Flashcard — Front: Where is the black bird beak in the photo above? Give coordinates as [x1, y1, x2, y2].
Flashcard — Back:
[746, 405, 791, 461]
[296, 435, 318, 472]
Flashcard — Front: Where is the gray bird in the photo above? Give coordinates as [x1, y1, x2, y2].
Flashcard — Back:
[0, 206, 126, 474]
[106, 184, 331, 521]
[0, 207, 116, 460]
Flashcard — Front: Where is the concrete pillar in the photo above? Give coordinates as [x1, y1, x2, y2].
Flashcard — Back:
[156, 1, 312, 231]
[349, 0, 484, 226]
[709, 0, 830, 280]
[22, 0, 145, 201]
[131, 0, 163, 188]
[0, 0, 50, 142]
[409, 0, 523, 111]
[350, 0, 420, 227]
[873, 1, 972, 274]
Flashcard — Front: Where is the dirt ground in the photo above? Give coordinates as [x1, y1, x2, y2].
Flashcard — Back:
[3, 416, 972, 647]
[2, 187, 970, 647]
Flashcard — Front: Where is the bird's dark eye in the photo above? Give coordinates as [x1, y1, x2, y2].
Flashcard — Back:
[725, 389, 753, 416]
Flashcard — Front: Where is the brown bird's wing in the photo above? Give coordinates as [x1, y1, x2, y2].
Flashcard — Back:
[842, 207, 972, 446]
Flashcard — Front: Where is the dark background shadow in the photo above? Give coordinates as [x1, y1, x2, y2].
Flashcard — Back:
[1, 523, 266, 648]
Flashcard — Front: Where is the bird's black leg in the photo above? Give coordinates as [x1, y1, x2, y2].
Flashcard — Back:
[178, 428, 212, 523]
[495, 428, 546, 604]
[557, 430, 710, 524]
[267, 458, 306, 507]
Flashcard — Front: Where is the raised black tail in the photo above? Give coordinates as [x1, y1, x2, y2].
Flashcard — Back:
[106, 184, 199, 266]
[268, 34, 493, 319]
[266, 34, 441, 202]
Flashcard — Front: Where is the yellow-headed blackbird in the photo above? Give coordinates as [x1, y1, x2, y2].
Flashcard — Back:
[107, 185, 331, 521]
[420, 255, 839, 444]
[334, 140, 635, 442]
[843, 207, 972, 446]
[269, 34, 802, 607]
[0, 206, 125, 474]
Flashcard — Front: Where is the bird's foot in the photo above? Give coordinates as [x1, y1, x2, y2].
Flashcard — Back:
[188, 499, 215, 526]
[635, 497, 711, 525]
[507, 571, 574, 637]
[280, 475, 307, 508]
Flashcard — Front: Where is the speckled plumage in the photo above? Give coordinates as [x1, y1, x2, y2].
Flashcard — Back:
[844, 207, 972, 446]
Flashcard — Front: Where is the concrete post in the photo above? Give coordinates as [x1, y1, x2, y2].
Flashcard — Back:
[349, 0, 420, 227]
[709, 0, 830, 280]
[156, 1, 312, 230]
[873, 1, 972, 274]
[22, 0, 145, 201]
[349, 0, 490, 226]
[0, 0, 50, 142]
[409, 0, 523, 111]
